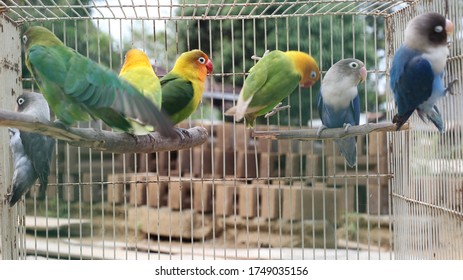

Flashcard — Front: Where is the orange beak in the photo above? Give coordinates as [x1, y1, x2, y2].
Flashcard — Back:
[300, 80, 314, 88]
[206, 59, 213, 74]
[446, 19, 454, 35]
[359, 66, 367, 82]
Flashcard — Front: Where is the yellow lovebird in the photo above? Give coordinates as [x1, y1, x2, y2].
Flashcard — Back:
[225, 50, 320, 127]
[119, 48, 164, 134]
[160, 50, 213, 125]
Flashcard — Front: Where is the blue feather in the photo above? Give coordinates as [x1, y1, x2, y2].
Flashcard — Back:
[318, 92, 359, 167]
[390, 46, 447, 133]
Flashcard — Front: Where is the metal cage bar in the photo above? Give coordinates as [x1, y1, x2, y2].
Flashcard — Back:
[0, 0, 461, 260]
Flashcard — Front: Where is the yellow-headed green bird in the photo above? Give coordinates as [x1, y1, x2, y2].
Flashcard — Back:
[225, 50, 320, 127]
[160, 50, 213, 125]
[119, 48, 162, 134]
[23, 26, 174, 137]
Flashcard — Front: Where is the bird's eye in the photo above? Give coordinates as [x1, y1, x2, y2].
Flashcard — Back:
[22, 35, 28, 44]
[349, 62, 358, 68]
[435, 25, 444, 33]
[17, 97, 25, 106]
[310, 70, 317, 79]
[198, 57, 206, 64]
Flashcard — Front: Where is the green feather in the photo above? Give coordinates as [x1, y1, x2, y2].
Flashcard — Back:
[160, 72, 196, 125]
[225, 50, 301, 126]
[24, 26, 174, 137]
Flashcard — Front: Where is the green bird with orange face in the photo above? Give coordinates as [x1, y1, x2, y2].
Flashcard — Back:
[225, 50, 320, 127]
[23, 26, 174, 137]
[160, 50, 214, 125]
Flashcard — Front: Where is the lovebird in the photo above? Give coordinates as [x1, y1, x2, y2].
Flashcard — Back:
[317, 58, 367, 167]
[224, 50, 320, 128]
[8, 92, 55, 206]
[119, 48, 162, 134]
[390, 12, 456, 133]
[160, 49, 213, 125]
[23, 26, 175, 137]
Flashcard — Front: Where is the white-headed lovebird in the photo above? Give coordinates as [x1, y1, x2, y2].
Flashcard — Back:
[390, 12, 456, 133]
[317, 58, 367, 167]
[8, 92, 55, 206]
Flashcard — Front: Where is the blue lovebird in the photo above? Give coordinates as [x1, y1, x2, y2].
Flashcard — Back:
[390, 12, 457, 133]
[317, 58, 367, 167]
[8, 92, 55, 206]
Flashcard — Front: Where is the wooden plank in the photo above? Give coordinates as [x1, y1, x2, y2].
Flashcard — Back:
[168, 181, 192, 210]
[213, 148, 235, 178]
[238, 184, 258, 217]
[259, 152, 280, 178]
[236, 150, 257, 178]
[25, 216, 91, 237]
[106, 173, 132, 204]
[192, 145, 213, 177]
[192, 182, 213, 213]
[146, 180, 169, 208]
[325, 155, 390, 186]
[282, 183, 355, 221]
[128, 207, 215, 240]
[214, 183, 238, 216]
[259, 185, 282, 219]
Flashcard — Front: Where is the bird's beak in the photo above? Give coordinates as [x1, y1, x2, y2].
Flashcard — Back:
[300, 80, 313, 88]
[359, 66, 367, 83]
[206, 59, 214, 74]
[446, 19, 454, 35]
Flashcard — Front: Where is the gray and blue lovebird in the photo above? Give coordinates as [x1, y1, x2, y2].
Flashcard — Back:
[8, 92, 55, 206]
[317, 58, 367, 167]
[390, 12, 456, 133]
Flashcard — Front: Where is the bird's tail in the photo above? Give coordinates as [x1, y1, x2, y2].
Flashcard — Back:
[335, 137, 357, 168]
[224, 106, 237, 117]
[418, 106, 445, 133]
[9, 183, 31, 207]
[392, 110, 414, 131]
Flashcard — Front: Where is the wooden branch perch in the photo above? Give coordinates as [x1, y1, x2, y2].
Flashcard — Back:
[251, 122, 409, 141]
[0, 109, 208, 153]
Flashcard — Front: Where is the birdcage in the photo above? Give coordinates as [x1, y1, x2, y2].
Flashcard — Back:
[0, 0, 461, 260]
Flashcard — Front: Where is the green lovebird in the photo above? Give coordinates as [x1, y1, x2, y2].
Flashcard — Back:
[160, 50, 213, 125]
[225, 50, 320, 128]
[23, 26, 175, 137]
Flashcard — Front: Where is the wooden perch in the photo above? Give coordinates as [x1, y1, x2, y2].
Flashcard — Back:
[251, 122, 409, 141]
[0, 109, 208, 153]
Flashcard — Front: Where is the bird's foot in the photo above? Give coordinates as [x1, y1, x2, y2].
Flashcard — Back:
[4, 192, 12, 202]
[264, 103, 291, 118]
[174, 127, 191, 141]
[146, 132, 156, 143]
[343, 123, 352, 132]
[251, 50, 270, 61]
[445, 78, 459, 95]
[316, 125, 327, 137]
[127, 132, 140, 144]
[53, 119, 70, 130]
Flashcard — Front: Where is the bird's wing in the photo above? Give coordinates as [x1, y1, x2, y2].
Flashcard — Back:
[20, 131, 55, 193]
[29, 45, 174, 136]
[160, 73, 195, 119]
[351, 94, 361, 126]
[391, 48, 434, 117]
[8, 129, 38, 206]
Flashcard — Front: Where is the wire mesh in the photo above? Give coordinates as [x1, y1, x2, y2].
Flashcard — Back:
[386, 0, 463, 260]
[0, 0, 461, 260]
